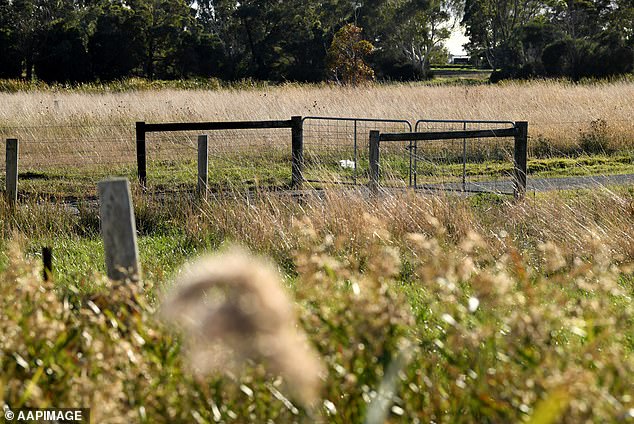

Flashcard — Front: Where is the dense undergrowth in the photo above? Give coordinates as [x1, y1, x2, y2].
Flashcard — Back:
[0, 188, 633, 423]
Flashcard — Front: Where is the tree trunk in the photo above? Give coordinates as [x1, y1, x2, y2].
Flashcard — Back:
[25, 57, 33, 81]
[242, 18, 266, 79]
[147, 38, 155, 79]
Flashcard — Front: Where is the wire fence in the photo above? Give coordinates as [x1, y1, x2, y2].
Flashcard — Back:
[412, 120, 517, 194]
[144, 128, 292, 192]
[0, 117, 632, 199]
[0, 124, 135, 170]
[302, 117, 412, 187]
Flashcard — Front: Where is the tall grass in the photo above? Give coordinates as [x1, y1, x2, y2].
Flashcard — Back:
[1, 79, 633, 422]
[1, 80, 633, 152]
[1, 187, 633, 423]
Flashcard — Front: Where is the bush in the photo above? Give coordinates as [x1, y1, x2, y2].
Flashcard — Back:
[579, 118, 614, 154]
[327, 24, 375, 85]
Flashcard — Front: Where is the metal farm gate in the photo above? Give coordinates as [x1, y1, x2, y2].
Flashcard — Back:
[301, 117, 412, 187]
[369, 120, 528, 197]
[411, 119, 524, 195]
[0, 116, 527, 201]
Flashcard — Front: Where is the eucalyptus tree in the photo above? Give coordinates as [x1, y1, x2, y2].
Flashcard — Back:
[461, 0, 542, 70]
[386, 0, 452, 78]
[123, 0, 195, 79]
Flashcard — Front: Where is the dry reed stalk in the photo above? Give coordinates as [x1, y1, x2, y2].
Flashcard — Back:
[186, 187, 634, 266]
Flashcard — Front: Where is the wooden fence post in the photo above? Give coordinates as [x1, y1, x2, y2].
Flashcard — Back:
[197, 134, 208, 198]
[291, 116, 304, 189]
[369, 131, 380, 194]
[136, 121, 147, 188]
[98, 178, 140, 281]
[513, 121, 528, 199]
[42, 247, 53, 281]
[5, 138, 18, 206]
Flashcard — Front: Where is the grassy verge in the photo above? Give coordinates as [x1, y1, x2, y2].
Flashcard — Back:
[1, 188, 633, 423]
[6, 153, 633, 199]
[1, 80, 634, 422]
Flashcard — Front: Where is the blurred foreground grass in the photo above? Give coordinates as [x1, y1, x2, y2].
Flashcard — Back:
[0, 187, 633, 423]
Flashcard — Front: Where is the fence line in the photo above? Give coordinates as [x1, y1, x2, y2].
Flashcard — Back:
[302, 116, 412, 185]
[136, 118, 303, 188]
[372, 121, 528, 198]
[1, 115, 632, 201]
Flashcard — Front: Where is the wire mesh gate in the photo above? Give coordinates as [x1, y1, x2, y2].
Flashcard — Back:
[0, 117, 526, 200]
[411, 120, 520, 194]
[302, 117, 412, 187]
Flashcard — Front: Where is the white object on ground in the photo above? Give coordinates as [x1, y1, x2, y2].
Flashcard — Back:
[339, 159, 356, 169]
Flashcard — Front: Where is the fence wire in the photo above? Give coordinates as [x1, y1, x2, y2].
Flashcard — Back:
[1, 117, 632, 199]
[0, 124, 135, 170]
[413, 120, 517, 194]
[145, 128, 292, 193]
[302, 117, 412, 187]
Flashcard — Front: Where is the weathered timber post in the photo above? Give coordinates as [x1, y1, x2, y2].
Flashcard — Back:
[291, 116, 304, 189]
[42, 247, 53, 281]
[5, 138, 18, 206]
[369, 130, 380, 194]
[513, 121, 528, 199]
[197, 134, 209, 198]
[98, 178, 140, 281]
[136, 121, 147, 188]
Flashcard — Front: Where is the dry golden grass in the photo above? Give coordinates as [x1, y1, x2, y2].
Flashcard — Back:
[0, 80, 632, 123]
[189, 187, 634, 263]
[2, 80, 633, 422]
[1, 80, 633, 153]
[161, 247, 324, 408]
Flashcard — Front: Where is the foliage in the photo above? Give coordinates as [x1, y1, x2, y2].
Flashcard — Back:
[88, 3, 142, 81]
[579, 118, 614, 155]
[327, 24, 376, 85]
[385, 0, 452, 79]
[0, 0, 631, 82]
[463, 0, 634, 81]
[1, 188, 634, 422]
[33, 22, 92, 84]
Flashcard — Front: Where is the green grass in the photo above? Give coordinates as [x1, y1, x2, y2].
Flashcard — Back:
[2, 79, 634, 422]
[420, 153, 634, 181]
[9, 152, 633, 200]
[527, 154, 634, 177]
[14, 234, 203, 292]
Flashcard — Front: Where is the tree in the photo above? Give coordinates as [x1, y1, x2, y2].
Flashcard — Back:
[194, 0, 243, 79]
[33, 21, 91, 83]
[461, 0, 633, 80]
[0, 0, 22, 77]
[125, 0, 194, 79]
[228, 0, 333, 81]
[89, 3, 142, 81]
[8, 0, 50, 80]
[388, 0, 452, 78]
[327, 24, 375, 85]
[462, 0, 542, 70]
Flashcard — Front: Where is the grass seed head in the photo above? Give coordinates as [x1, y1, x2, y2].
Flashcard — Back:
[161, 247, 324, 407]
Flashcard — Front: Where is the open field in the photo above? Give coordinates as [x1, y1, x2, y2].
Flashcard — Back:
[1, 81, 633, 423]
[0, 80, 633, 199]
[2, 80, 633, 146]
